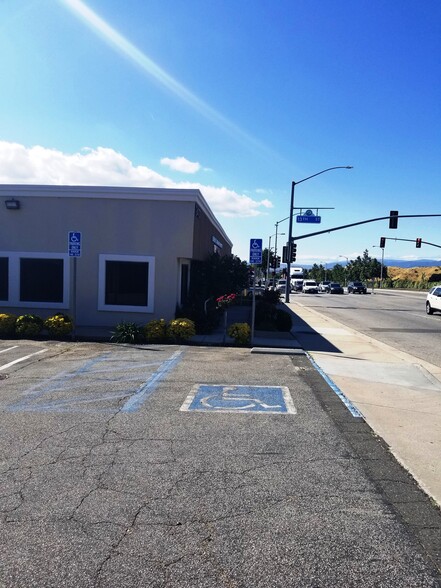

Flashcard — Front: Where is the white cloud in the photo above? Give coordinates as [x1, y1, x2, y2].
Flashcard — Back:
[160, 156, 201, 174]
[0, 141, 273, 218]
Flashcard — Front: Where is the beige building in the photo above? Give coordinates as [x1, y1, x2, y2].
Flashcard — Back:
[0, 185, 232, 335]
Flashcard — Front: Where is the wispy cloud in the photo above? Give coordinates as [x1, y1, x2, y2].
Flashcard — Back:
[0, 141, 273, 218]
[58, 0, 290, 169]
[160, 156, 201, 174]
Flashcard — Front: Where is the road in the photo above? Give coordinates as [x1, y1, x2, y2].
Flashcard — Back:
[291, 289, 441, 368]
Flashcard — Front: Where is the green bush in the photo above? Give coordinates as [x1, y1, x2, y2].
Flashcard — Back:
[16, 314, 44, 338]
[0, 313, 17, 336]
[44, 313, 74, 338]
[255, 301, 277, 327]
[227, 322, 250, 345]
[144, 319, 167, 342]
[110, 322, 144, 344]
[275, 309, 293, 332]
[167, 318, 196, 342]
[261, 289, 281, 304]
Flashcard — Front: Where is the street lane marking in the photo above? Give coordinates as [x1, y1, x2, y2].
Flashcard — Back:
[0, 349, 47, 371]
[181, 384, 296, 414]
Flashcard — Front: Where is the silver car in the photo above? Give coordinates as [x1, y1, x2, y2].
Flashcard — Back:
[426, 286, 441, 315]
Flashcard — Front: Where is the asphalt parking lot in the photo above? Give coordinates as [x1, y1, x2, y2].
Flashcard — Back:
[1, 340, 441, 587]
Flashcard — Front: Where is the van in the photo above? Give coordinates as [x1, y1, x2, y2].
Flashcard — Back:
[302, 280, 318, 294]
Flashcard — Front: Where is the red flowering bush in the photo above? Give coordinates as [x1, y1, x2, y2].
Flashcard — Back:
[216, 293, 237, 309]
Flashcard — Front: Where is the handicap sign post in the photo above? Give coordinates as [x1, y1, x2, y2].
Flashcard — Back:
[68, 231, 82, 257]
[249, 238, 263, 265]
[249, 239, 263, 344]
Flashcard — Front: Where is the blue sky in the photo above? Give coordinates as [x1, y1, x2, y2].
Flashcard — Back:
[0, 0, 440, 265]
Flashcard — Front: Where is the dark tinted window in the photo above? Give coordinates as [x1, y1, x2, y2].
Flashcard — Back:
[20, 258, 64, 302]
[0, 257, 8, 300]
[105, 260, 148, 306]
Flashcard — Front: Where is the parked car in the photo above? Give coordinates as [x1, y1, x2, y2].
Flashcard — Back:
[302, 280, 318, 294]
[329, 282, 344, 294]
[292, 279, 304, 292]
[319, 281, 331, 293]
[426, 286, 441, 314]
[347, 281, 367, 294]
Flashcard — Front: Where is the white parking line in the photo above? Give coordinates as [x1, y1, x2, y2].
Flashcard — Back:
[0, 346, 19, 355]
[0, 349, 47, 371]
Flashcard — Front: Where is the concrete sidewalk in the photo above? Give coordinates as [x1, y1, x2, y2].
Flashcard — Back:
[284, 298, 441, 507]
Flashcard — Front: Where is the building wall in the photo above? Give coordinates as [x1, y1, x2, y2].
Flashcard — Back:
[0, 186, 232, 332]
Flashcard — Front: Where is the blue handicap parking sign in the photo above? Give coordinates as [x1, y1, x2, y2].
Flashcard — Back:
[180, 384, 296, 414]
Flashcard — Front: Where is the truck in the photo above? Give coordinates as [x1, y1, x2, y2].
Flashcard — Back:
[290, 268, 304, 292]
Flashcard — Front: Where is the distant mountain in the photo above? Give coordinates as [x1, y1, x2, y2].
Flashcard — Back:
[299, 259, 441, 269]
[383, 259, 441, 268]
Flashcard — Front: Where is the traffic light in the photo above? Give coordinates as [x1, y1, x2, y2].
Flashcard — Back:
[290, 243, 297, 262]
[276, 256, 281, 268]
[380, 237, 386, 248]
[389, 210, 399, 229]
[416, 238, 422, 248]
[282, 246, 288, 264]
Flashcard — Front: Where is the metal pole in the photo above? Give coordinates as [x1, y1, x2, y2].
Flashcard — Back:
[285, 180, 295, 303]
[274, 223, 279, 277]
[266, 235, 272, 282]
[380, 247, 384, 288]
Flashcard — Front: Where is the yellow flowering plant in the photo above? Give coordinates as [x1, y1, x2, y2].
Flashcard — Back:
[44, 313, 74, 338]
[0, 313, 17, 336]
[16, 314, 44, 338]
[144, 319, 167, 342]
[167, 318, 196, 342]
[227, 322, 251, 345]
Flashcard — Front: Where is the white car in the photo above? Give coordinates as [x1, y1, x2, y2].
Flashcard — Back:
[319, 281, 331, 293]
[302, 280, 318, 294]
[426, 286, 441, 315]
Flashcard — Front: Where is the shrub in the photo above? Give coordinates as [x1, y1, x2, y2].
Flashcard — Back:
[0, 313, 17, 336]
[255, 301, 277, 326]
[144, 319, 167, 342]
[261, 289, 281, 304]
[167, 318, 196, 342]
[275, 309, 293, 332]
[227, 322, 250, 345]
[44, 313, 74, 338]
[15, 314, 44, 338]
[110, 322, 144, 344]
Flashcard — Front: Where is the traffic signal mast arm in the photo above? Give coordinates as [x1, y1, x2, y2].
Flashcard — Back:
[380, 237, 441, 249]
[292, 213, 441, 242]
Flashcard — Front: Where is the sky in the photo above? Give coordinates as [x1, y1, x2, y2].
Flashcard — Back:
[0, 0, 440, 265]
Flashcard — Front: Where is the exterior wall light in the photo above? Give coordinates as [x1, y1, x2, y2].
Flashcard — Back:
[5, 198, 20, 210]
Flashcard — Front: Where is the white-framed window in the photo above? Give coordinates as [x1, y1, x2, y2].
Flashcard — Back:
[98, 254, 155, 312]
[0, 252, 69, 309]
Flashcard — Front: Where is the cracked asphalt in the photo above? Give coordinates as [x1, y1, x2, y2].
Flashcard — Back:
[0, 341, 440, 587]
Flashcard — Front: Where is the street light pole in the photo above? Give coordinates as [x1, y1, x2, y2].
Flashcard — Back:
[285, 166, 353, 303]
[339, 255, 349, 286]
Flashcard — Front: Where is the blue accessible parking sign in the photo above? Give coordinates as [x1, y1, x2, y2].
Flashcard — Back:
[180, 384, 296, 414]
[249, 239, 263, 265]
[68, 231, 82, 257]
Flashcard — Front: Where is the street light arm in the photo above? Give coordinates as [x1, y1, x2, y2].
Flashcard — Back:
[295, 166, 353, 186]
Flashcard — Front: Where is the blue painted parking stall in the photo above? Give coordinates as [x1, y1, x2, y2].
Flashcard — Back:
[180, 384, 296, 414]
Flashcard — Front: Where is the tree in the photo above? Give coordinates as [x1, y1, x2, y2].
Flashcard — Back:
[260, 248, 275, 277]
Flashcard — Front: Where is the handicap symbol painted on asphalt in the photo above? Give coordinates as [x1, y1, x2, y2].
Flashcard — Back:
[180, 384, 296, 414]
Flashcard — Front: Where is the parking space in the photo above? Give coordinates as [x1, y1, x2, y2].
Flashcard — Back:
[0, 341, 184, 414]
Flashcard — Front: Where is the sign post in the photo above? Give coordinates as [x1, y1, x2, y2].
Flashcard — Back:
[68, 232, 82, 338]
[249, 239, 263, 345]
